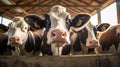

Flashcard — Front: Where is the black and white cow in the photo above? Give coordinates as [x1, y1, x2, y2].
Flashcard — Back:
[70, 22, 110, 54]
[41, 5, 92, 56]
[7, 16, 45, 56]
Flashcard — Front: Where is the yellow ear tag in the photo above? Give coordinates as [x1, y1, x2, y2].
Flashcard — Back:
[0, 29, 4, 33]
[34, 22, 40, 28]
[101, 25, 107, 31]
[76, 19, 82, 27]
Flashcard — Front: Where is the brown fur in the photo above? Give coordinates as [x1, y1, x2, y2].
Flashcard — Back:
[99, 26, 120, 51]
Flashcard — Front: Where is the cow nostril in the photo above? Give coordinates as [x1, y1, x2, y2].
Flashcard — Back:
[89, 41, 92, 44]
[89, 40, 98, 45]
[10, 37, 14, 41]
[15, 37, 20, 41]
[96, 41, 98, 44]
[51, 32, 56, 37]
[10, 37, 20, 42]
[62, 31, 67, 38]
[10, 38, 12, 41]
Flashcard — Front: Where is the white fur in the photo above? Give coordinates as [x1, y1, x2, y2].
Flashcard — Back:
[51, 44, 63, 56]
[47, 5, 71, 45]
[86, 23, 100, 47]
[7, 17, 31, 56]
[47, 5, 71, 55]
[7, 17, 29, 46]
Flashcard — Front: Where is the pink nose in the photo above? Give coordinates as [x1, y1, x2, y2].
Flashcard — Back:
[51, 29, 67, 40]
[10, 37, 20, 44]
[89, 40, 98, 47]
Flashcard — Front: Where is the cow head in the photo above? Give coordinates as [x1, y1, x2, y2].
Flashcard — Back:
[84, 22, 99, 48]
[96, 23, 110, 39]
[7, 17, 30, 46]
[85, 23, 110, 48]
[96, 23, 110, 43]
[78, 22, 110, 54]
[45, 5, 90, 47]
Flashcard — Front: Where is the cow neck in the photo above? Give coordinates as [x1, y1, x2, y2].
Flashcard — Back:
[33, 29, 45, 37]
[11, 45, 26, 56]
[24, 31, 35, 53]
[15, 45, 25, 55]
[32, 29, 44, 55]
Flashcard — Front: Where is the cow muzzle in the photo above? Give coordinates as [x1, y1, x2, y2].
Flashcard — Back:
[88, 40, 100, 48]
[9, 37, 20, 45]
[50, 29, 68, 45]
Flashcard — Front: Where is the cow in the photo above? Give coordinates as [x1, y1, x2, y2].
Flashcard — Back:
[69, 22, 98, 54]
[72, 22, 110, 54]
[41, 5, 92, 56]
[95, 24, 120, 54]
[7, 16, 45, 56]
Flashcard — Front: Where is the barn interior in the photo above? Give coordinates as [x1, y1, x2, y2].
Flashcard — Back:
[0, 0, 120, 67]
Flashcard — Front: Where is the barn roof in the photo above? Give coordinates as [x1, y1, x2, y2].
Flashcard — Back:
[0, 0, 115, 20]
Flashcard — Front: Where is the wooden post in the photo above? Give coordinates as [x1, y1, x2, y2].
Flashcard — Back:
[116, 0, 120, 24]
[97, 8, 101, 24]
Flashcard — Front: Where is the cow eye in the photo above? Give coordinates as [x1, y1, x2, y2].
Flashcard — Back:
[24, 27, 27, 29]
[66, 15, 71, 30]
[21, 26, 28, 32]
[45, 19, 51, 31]
[66, 19, 71, 30]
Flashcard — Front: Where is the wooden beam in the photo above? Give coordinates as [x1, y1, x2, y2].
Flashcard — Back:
[0, 4, 100, 8]
[9, 0, 28, 15]
[67, 8, 77, 19]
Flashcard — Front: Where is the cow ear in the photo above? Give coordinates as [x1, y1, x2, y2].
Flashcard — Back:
[96, 23, 110, 32]
[70, 14, 91, 32]
[0, 24, 9, 33]
[24, 15, 45, 29]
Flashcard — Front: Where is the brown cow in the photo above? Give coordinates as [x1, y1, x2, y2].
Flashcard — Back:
[95, 24, 120, 54]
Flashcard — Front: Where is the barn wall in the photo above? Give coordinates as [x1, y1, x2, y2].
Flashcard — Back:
[0, 54, 120, 67]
